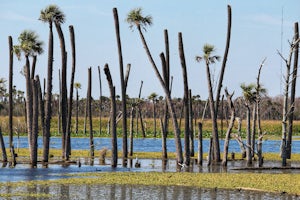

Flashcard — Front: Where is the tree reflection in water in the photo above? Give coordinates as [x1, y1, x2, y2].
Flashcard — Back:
[0, 183, 297, 199]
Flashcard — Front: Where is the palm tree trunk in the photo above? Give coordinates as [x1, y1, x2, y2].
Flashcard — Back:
[55, 22, 68, 160]
[113, 8, 128, 166]
[129, 106, 134, 156]
[43, 21, 54, 164]
[179, 32, 190, 165]
[75, 88, 79, 135]
[25, 56, 33, 158]
[31, 78, 39, 168]
[163, 29, 170, 137]
[251, 103, 257, 157]
[30, 55, 37, 79]
[66, 25, 76, 160]
[104, 64, 118, 167]
[137, 26, 183, 164]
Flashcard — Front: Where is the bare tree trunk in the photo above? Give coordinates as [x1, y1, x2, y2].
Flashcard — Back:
[287, 22, 299, 158]
[246, 105, 252, 165]
[179, 32, 190, 166]
[222, 89, 235, 166]
[129, 107, 134, 156]
[207, 137, 213, 166]
[0, 127, 7, 162]
[25, 56, 33, 159]
[189, 90, 194, 157]
[75, 88, 79, 135]
[66, 25, 76, 160]
[8, 36, 16, 164]
[197, 122, 203, 166]
[113, 8, 128, 166]
[236, 117, 246, 158]
[160, 118, 168, 160]
[251, 103, 257, 157]
[163, 29, 170, 137]
[104, 64, 118, 167]
[87, 68, 94, 159]
[98, 66, 103, 135]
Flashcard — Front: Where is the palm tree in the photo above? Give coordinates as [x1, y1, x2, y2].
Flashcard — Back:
[148, 92, 158, 137]
[196, 44, 221, 162]
[47, 4, 67, 159]
[126, 7, 183, 164]
[240, 83, 256, 165]
[14, 30, 43, 167]
[8, 36, 14, 157]
[74, 82, 81, 135]
[39, 4, 59, 164]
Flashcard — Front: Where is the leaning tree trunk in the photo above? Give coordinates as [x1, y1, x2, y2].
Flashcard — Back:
[104, 64, 118, 167]
[54, 22, 68, 160]
[287, 22, 299, 159]
[222, 88, 235, 166]
[113, 8, 128, 166]
[43, 21, 54, 164]
[137, 25, 183, 164]
[179, 32, 190, 166]
[66, 25, 76, 160]
[87, 67, 94, 159]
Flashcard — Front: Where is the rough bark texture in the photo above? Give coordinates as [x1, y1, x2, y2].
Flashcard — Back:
[43, 21, 53, 164]
[0, 127, 7, 162]
[54, 22, 68, 160]
[287, 22, 299, 158]
[197, 122, 203, 166]
[31, 78, 39, 168]
[8, 36, 14, 151]
[104, 64, 118, 167]
[179, 32, 190, 165]
[87, 68, 94, 158]
[113, 8, 128, 166]
[66, 25, 76, 160]
[222, 89, 235, 166]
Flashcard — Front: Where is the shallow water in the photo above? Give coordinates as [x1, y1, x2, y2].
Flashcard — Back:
[4, 136, 300, 153]
[0, 183, 298, 200]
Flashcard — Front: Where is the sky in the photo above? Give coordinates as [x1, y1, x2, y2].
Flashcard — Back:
[0, 0, 299, 100]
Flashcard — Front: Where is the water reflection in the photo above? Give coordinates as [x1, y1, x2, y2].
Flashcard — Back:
[0, 183, 297, 200]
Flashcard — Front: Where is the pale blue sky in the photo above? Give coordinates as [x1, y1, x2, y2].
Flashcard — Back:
[0, 0, 299, 100]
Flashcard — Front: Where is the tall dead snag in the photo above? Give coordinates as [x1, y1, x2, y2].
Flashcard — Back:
[113, 8, 128, 166]
[104, 64, 118, 167]
[287, 22, 299, 159]
[179, 32, 190, 166]
[256, 58, 267, 167]
[278, 26, 300, 166]
[222, 88, 235, 166]
[98, 66, 103, 135]
[189, 90, 195, 157]
[87, 67, 94, 159]
[8, 36, 16, 164]
[66, 25, 76, 160]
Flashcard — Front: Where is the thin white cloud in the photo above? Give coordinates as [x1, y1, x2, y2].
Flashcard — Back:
[248, 13, 292, 28]
[0, 11, 36, 23]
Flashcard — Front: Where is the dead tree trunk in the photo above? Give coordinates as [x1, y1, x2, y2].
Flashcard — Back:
[222, 89, 235, 166]
[197, 122, 203, 166]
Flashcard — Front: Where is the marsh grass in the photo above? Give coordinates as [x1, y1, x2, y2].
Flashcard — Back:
[0, 172, 299, 196]
[1, 116, 299, 138]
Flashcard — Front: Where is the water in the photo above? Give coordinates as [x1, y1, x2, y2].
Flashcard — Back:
[0, 183, 298, 199]
[4, 136, 300, 153]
